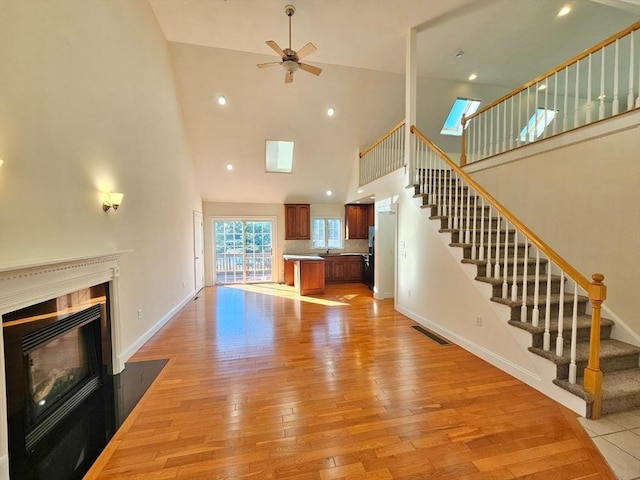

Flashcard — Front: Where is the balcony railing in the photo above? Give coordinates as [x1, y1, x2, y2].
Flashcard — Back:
[461, 21, 640, 165]
[359, 120, 405, 186]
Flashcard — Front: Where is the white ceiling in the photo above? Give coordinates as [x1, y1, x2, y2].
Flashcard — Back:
[149, 0, 637, 204]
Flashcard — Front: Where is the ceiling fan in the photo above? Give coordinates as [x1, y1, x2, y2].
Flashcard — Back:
[257, 5, 322, 83]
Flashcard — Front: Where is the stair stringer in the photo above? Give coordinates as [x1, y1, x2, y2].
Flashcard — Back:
[396, 193, 588, 416]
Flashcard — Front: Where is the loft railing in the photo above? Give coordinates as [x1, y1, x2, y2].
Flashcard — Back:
[359, 120, 405, 186]
[461, 21, 640, 165]
[411, 125, 607, 418]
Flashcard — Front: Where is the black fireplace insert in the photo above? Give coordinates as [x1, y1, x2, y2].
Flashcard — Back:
[2, 284, 114, 480]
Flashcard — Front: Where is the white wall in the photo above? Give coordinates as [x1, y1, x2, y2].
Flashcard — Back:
[0, 0, 202, 359]
[469, 114, 640, 338]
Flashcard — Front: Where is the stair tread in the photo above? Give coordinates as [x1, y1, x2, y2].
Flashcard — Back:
[491, 293, 589, 307]
[477, 274, 561, 285]
[554, 368, 640, 401]
[508, 316, 615, 334]
[529, 339, 640, 365]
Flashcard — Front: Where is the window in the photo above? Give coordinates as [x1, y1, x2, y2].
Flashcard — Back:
[265, 140, 294, 173]
[440, 97, 482, 136]
[519, 108, 556, 142]
[312, 218, 342, 249]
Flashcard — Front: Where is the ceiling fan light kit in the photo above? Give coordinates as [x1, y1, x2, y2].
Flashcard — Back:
[257, 4, 322, 83]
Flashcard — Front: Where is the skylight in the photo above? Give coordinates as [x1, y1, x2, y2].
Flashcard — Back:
[519, 108, 556, 142]
[265, 140, 294, 173]
[440, 98, 482, 136]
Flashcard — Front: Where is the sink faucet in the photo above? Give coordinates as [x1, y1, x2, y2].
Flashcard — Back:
[326, 249, 330, 254]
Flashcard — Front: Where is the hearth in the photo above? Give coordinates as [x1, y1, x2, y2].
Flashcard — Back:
[2, 284, 115, 479]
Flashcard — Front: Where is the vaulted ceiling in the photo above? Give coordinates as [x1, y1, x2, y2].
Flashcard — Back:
[149, 0, 637, 204]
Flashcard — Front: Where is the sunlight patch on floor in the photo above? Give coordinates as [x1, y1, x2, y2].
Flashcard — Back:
[225, 283, 348, 306]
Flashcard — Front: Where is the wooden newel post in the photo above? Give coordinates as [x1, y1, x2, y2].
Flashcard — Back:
[583, 273, 606, 419]
[460, 114, 467, 166]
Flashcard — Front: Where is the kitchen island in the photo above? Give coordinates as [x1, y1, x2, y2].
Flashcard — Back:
[283, 255, 325, 295]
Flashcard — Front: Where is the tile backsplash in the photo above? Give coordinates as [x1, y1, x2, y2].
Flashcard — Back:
[283, 239, 368, 255]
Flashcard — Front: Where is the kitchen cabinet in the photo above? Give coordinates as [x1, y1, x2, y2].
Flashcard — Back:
[283, 255, 325, 295]
[367, 203, 374, 227]
[323, 255, 363, 283]
[285, 204, 310, 240]
[345, 204, 370, 239]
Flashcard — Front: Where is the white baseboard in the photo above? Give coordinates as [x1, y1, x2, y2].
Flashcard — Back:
[395, 304, 587, 416]
[119, 290, 196, 365]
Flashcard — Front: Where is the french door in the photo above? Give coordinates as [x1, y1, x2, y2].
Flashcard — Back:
[213, 219, 273, 284]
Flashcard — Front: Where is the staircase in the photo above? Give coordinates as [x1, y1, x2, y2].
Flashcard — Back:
[412, 172, 640, 418]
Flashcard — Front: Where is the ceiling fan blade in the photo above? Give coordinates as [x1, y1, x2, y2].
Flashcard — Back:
[298, 62, 322, 76]
[296, 42, 317, 60]
[257, 62, 282, 68]
[266, 40, 286, 58]
[285, 71, 293, 84]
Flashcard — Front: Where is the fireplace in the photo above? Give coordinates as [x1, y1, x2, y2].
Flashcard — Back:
[2, 284, 115, 479]
[0, 252, 128, 479]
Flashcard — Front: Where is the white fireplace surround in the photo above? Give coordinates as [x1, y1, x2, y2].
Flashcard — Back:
[0, 251, 128, 479]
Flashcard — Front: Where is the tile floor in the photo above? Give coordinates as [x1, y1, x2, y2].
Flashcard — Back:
[578, 409, 640, 480]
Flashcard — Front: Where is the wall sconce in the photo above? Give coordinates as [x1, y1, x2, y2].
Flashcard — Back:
[103, 192, 124, 212]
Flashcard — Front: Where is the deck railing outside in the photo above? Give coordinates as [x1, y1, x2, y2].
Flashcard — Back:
[359, 121, 405, 186]
[215, 252, 273, 284]
[412, 125, 606, 418]
[461, 21, 640, 165]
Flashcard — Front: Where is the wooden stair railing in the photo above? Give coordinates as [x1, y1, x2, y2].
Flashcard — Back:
[460, 21, 640, 166]
[411, 124, 608, 418]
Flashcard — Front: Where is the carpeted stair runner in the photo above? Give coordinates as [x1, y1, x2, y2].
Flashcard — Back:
[413, 175, 640, 418]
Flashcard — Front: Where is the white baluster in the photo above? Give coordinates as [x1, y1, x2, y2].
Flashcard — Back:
[628, 30, 635, 111]
[483, 112, 488, 159]
[613, 39, 620, 114]
[471, 188, 478, 259]
[543, 262, 552, 351]
[479, 197, 485, 261]
[569, 280, 579, 384]
[553, 74, 558, 135]
[563, 66, 570, 132]
[532, 247, 540, 327]
[448, 167, 453, 229]
[453, 172, 460, 230]
[489, 108, 494, 156]
[574, 60, 580, 128]
[465, 183, 472, 244]
[636, 35, 640, 108]
[599, 47, 606, 120]
[586, 53, 593, 124]
[502, 220, 509, 299]
[485, 204, 492, 269]
[543, 77, 549, 139]
[534, 82, 539, 142]
[502, 100, 507, 152]
[494, 212, 501, 279]
[526, 86, 530, 143]
[517, 91, 522, 147]
[511, 230, 519, 302]
[509, 96, 514, 150]
[520, 239, 528, 322]
[556, 270, 566, 357]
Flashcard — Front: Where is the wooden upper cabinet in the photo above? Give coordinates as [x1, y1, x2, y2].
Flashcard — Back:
[345, 204, 370, 239]
[285, 204, 310, 240]
[367, 203, 375, 228]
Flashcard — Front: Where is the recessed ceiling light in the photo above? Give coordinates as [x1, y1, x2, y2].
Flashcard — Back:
[369, 196, 375, 199]
[558, 6, 571, 17]
[326, 190, 332, 196]
[468, 73, 477, 81]
[538, 84, 547, 91]
[455, 50, 464, 58]
[327, 107, 335, 117]
[225, 163, 234, 170]
[217, 95, 227, 106]
[357, 188, 364, 194]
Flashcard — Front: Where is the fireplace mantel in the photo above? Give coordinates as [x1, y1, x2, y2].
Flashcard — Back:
[0, 251, 130, 478]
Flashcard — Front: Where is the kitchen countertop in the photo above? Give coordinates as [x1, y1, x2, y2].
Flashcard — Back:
[283, 255, 324, 261]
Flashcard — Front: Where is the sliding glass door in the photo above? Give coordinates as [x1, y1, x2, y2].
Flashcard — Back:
[213, 220, 273, 284]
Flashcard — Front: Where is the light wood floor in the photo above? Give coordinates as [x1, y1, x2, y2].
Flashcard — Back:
[85, 284, 614, 480]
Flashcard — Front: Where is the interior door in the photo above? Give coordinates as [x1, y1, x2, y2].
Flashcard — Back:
[193, 211, 204, 292]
